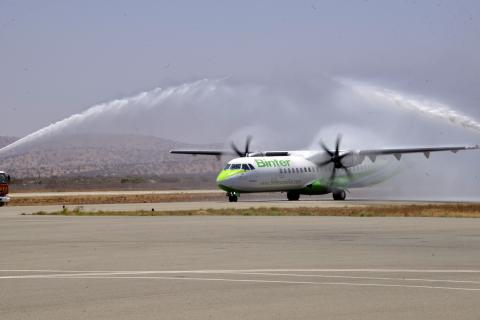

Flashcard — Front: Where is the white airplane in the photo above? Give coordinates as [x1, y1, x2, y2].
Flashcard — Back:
[171, 135, 479, 202]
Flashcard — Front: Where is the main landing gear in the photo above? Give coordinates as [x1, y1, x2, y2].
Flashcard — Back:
[287, 191, 300, 201]
[332, 190, 346, 201]
[227, 192, 238, 202]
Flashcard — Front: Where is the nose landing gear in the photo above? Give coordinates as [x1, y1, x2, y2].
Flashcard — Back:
[227, 192, 238, 202]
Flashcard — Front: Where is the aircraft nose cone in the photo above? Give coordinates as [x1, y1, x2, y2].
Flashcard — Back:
[216, 169, 244, 192]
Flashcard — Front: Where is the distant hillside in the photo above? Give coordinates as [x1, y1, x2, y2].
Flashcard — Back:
[0, 134, 225, 178]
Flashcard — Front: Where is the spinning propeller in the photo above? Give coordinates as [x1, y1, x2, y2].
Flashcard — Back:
[318, 134, 353, 184]
[231, 135, 252, 157]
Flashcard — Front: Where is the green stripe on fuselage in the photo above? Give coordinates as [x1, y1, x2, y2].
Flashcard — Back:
[216, 169, 246, 183]
[216, 169, 246, 193]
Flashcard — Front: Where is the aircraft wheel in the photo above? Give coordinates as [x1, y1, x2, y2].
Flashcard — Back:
[228, 194, 238, 202]
[0, 202, 4, 207]
[287, 191, 300, 201]
[332, 190, 346, 201]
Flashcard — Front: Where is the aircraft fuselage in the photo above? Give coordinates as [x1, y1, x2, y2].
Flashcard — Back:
[216, 156, 396, 195]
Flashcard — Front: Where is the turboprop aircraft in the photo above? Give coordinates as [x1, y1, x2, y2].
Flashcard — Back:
[171, 135, 479, 202]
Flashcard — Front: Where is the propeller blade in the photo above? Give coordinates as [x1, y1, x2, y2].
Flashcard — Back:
[329, 166, 336, 182]
[245, 135, 252, 155]
[231, 135, 254, 157]
[320, 134, 352, 185]
[319, 159, 333, 166]
[342, 166, 353, 180]
[335, 134, 342, 157]
[231, 142, 243, 157]
[338, 151, 352, 160]
[320, 141, 334, 157]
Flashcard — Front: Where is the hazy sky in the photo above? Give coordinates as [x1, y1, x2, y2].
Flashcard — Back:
[1, 0, 480, 138]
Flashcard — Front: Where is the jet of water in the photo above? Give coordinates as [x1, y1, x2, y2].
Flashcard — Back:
[3, 76, 478, 159]
[341, 79, 480, 133]
[0, 78, 221, 156]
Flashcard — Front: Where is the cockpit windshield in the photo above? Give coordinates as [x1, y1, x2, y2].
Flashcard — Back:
[224, 163, 255, 170]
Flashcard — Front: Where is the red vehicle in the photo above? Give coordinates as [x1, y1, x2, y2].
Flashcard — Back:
[0, 171, 11, 207]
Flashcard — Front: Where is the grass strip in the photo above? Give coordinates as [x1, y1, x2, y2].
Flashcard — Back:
[10, 193, 225, 206]
[31, 203, 480, 218]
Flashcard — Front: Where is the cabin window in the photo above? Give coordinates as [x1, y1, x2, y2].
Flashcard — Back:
[279, 168, 283, 174]
[230, 164, 241, 170]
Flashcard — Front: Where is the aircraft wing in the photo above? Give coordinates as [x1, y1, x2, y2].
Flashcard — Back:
[170, 145, 479, 160]
[170, 150, 236, 157]
[170, 150, 291, 157]
[357, 145, 479, 161]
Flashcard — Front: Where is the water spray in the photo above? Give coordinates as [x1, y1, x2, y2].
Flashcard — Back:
[341, 79, 480, 133]
[0, 78, 222, 156]
[3, 76, 479, 159]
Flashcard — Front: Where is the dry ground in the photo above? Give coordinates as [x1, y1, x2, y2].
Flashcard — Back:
[32, 203, 480, 218]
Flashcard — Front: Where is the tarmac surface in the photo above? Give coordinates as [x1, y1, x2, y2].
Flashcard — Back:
[10, 189, 224, 198]
[1, 201, 480, 319]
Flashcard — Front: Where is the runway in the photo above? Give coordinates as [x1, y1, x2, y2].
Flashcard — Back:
[1, 208, 480, 319]
[10, 189, 224, 198]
